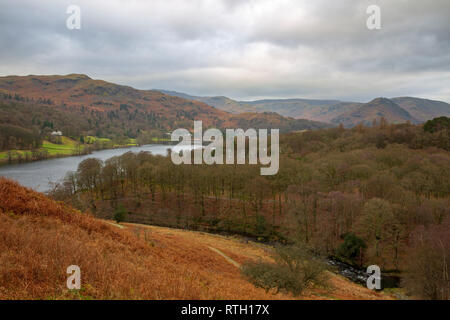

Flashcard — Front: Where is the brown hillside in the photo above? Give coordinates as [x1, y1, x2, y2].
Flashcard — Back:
[392, 97, 450, 122]
[0, 74, 329, 133]
[163, 91, 450, 127]
[0, 178, 390, 300]
[0, 74, 229, 128]
[331, 97, 418, 127]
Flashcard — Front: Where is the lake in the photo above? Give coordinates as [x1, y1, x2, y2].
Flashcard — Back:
[0, 144, 191, 192]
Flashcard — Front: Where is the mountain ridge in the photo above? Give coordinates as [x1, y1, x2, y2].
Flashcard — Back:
[2, 74, 448, 132]
[0, 74, 330, 141]
[330, 97, 418, 127]
[161, 90, 450, 127]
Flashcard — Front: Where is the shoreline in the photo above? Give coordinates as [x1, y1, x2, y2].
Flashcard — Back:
[0, 139, 175, 167]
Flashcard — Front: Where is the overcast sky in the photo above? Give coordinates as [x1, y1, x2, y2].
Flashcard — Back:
[0, 0, 449, 102]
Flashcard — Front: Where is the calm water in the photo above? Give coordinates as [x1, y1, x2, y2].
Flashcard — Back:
[0, 144, 190, 192]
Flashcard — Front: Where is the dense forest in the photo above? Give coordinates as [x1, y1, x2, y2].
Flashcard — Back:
[51, 118, 450, 299]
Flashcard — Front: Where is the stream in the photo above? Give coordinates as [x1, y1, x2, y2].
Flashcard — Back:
[327, 258, 401, 289]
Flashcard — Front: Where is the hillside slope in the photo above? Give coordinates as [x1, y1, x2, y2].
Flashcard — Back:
[246, 100, 361, 123]
[392, 97, 450, 122]
[162, 91, 450, 126]
[0, 178, 390, 300]
[161, 90, 359, 122]
[0, 74, 329, 138]
[0, 74, 231, 129]
[330, 98, 418, 127]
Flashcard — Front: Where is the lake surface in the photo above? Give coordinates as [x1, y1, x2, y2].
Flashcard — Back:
[0, 144, 190, 192]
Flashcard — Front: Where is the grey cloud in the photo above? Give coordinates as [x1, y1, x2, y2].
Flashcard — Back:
[0, 0, 448, 102]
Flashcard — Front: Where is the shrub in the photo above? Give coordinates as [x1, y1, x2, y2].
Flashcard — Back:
[336, 232, 366, 266]
[113, 204, 128, 223]
[423, 116, 450, 133]
[241, 245, 329, 296]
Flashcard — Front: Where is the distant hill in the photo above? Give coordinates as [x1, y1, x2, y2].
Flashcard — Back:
[160, 90, 356, 121]
[0, 74, 330, 145]
[0, 74, 232, 130]
[246, 99, 361, 123]
[392, 97, 450, 122]
[160, 90, 259, 114]
[161, 90, 450, 127]
[330, 98, 418, 127]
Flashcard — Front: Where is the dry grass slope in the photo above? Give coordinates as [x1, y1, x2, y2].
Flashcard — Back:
[0, 178, 392, 300]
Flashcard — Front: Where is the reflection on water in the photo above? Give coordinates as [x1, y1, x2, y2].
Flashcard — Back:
[0, 144, 190, 192]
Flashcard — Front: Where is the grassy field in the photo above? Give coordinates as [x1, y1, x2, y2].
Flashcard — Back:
[0, 136, 140, 163]
[86, 135, 138, 147]
[151, 137, 171, 142]
[42, 136, 83, 155]
[85, 136, 111, 144]
[126, 138, 137, 146]
[0, 136, 84, 162]
[0, 150, 29, 160]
